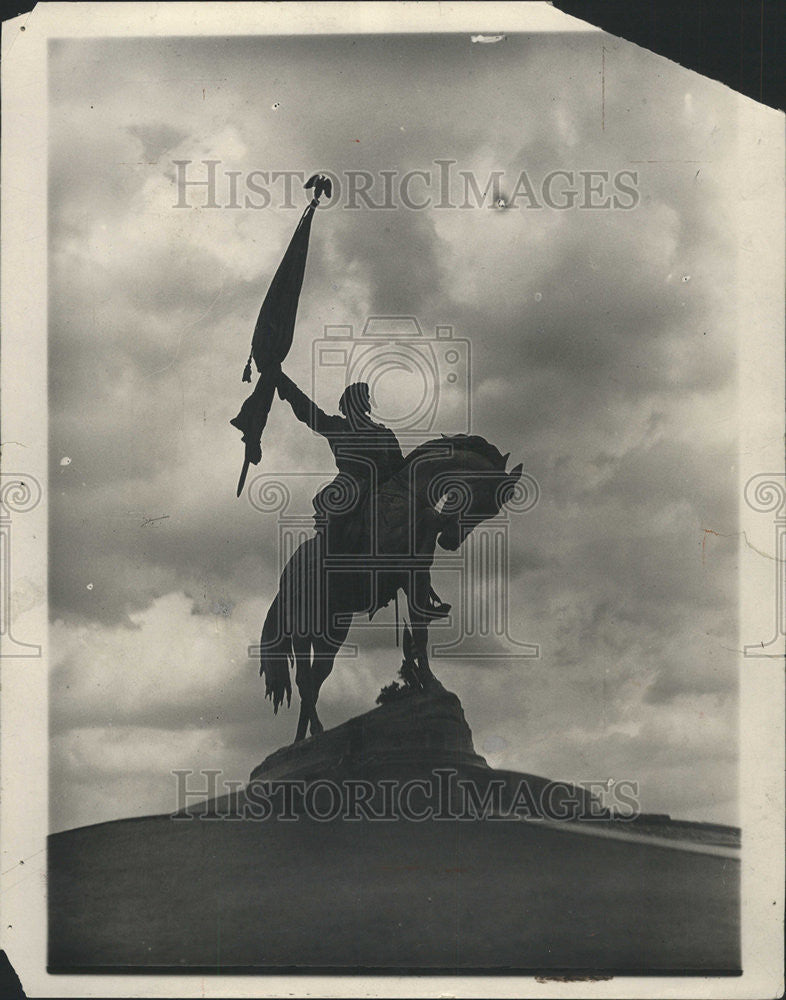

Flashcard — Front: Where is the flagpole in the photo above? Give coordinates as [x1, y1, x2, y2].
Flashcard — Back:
[236, 455, 251, 498]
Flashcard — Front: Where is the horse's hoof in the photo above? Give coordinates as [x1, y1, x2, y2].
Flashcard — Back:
[416, 668, 435, 692]
[400, 663, 418, 690]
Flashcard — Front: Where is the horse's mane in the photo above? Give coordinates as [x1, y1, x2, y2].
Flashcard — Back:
[401, 434, 508, 472]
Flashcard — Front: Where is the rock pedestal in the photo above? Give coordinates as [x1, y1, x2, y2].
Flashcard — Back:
[246, 679, 599, 819]
[250, 678, 487, 783]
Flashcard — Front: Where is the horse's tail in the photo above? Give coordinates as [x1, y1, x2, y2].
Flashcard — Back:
[259, 591, 292, 713]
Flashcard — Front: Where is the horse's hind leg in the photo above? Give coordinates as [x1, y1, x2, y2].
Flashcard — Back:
[309, 622, 350, 737]
[307, 695, 325, 738]
[292, 636, 314, 742]
[295, 693, 310, 743]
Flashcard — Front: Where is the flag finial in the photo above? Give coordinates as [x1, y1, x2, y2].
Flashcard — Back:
[305, 173, 332, 204]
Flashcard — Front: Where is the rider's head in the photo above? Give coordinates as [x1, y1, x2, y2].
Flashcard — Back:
[338, 382, 371, 420]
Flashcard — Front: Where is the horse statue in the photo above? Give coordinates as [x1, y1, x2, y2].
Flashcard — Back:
[259, 433, 523, 742]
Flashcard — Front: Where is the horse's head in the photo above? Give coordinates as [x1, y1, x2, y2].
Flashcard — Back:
[427, 436, 524, 551]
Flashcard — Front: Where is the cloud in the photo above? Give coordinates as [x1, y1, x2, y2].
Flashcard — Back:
[127, 123, 190, 163]
[48, 31, 741, 830]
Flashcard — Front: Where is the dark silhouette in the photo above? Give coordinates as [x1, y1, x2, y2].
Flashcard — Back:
[277, 372, 451, 616]
[259, 425, 523, 742]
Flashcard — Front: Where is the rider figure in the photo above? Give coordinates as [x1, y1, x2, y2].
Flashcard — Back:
[277, 372, 450, 619]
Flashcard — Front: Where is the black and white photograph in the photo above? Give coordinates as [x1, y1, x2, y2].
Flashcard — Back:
[0, 2, 783, 996]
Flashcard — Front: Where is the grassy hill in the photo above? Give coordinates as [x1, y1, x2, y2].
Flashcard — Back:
[49, 807, 739, 973]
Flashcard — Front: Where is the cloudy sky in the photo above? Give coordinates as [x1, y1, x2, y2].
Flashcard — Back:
[48, 29, 742, 833]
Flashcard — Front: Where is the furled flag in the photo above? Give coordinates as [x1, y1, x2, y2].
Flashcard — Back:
[230, 174, 332, 496]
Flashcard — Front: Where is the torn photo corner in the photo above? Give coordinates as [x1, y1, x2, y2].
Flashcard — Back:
[0, 2, 783, 998]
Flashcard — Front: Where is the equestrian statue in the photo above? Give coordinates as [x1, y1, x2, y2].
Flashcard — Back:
[230, 174, 523, 743]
